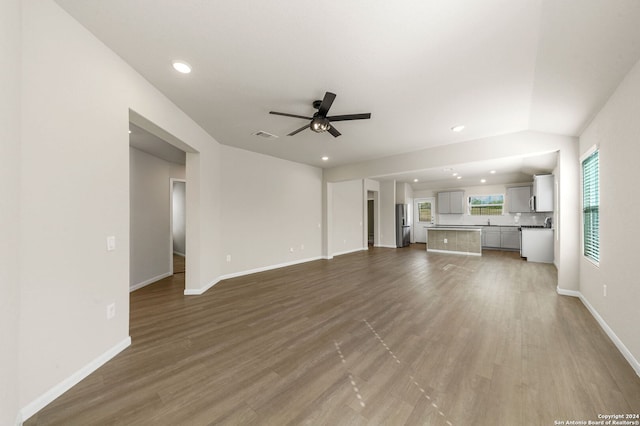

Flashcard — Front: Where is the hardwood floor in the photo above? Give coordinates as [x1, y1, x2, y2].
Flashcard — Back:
[27, 246, 640, 425]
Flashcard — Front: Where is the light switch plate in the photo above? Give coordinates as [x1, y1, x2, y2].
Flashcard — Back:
[106, 236, 116, 251]
[106, 303, 115, 319]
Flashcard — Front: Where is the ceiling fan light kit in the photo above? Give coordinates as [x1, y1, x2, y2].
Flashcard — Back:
[310, 117, 331, 133]
[270, 91, 371, 138]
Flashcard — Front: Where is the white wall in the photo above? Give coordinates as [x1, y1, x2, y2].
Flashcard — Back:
[579, 57, 640, 373]
[129, 147, 185, 290]
[220, 145, 322, 273]
[172, 180, 186, 256]
[18, 0, 222, 420]
[0, 0, 21, 423]
[330, 179, 365, 256]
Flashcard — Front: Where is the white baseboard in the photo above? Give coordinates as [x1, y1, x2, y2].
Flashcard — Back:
[377, 244, 398, 248]
[184, 278, 219, 296]
[556, 286, 581, 298]
[20, 337, 131, 423]
[173, 251, 185, 257]
[332, 248, 367, 257]
[184, 256, 324, 296]
[427, 248, 481, 256]
[219, 256, 323, 281]
[557, 287, 640, 378]
[129, 271, 172, 292]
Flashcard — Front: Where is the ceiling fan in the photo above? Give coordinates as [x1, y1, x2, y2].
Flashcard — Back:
[269, 91, 371, 138]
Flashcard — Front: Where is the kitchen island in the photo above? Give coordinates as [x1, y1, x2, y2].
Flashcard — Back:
[426, 227, 482, 256]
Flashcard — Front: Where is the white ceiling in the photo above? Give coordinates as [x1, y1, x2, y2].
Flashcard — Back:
[56, 0, 640, 177]
[378, 151, 558, 190]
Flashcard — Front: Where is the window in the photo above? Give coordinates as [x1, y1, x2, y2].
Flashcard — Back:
[468, 194, 504, 215]
[417, 201, 433, 222]
[582, 150, 599, 263]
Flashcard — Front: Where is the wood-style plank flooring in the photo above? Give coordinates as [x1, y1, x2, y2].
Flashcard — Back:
[27, 246, 640, 425]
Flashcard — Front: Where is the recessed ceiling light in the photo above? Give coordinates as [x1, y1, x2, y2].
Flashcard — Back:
[457, 176, 462, 180]
[452, 172, 458, 176]
[481, 179, 486, 183]
[413, 178, 419, 183]
[490, 170, 496, 174]
[128, 130, 131, 134]
[321, 156, 329, 161]
[451, 125, 465, 132]
[172, 60, 192, 74]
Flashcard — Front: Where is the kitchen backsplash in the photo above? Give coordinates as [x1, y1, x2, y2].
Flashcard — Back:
[437, 212, 551, 227]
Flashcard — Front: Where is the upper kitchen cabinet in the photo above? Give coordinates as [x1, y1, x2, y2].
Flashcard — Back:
[532, 174, 554, 212]
[507, 185, 532, 213]
[438, 191, 465, 214]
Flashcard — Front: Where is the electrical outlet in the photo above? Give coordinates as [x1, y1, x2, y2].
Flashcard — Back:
[106, 303, 115, 320]
[226, 254, 231, 262]
[444, 238, 448, 244]
[603, 284, 607, 297]
[289, 247, 294, 253]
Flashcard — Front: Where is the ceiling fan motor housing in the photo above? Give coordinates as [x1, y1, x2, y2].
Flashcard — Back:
[269, 91, 370, 137]
[310, 116, 331, 133]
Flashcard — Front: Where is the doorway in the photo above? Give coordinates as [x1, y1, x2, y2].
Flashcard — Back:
[170, 178, 186, 275]
[129, 110, 196, 293]
[367, 190, 379, 247]
[413, 197, 435, 243]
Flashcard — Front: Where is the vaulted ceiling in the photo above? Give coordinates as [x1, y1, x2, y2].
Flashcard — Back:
[58, 0, 640, 172]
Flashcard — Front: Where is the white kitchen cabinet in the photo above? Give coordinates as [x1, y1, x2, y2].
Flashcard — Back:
[521, 228, 554, 263]
[507, 186, 532, 213]
[449, 191, 464, 214]
[437, 191, 464, 214]
[532, 174, 554, 212]
[482, 226, 501, 248]
[500, 227, 520, 249]
[483, 226, 520, 250]
[437, 192, 449, 214]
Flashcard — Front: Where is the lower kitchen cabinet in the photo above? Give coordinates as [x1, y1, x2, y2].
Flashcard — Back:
[483, 227, 501, 248]
[500, 227, 520, 249]
[482, 226, 520, 250]
[521, 228, 554, 263]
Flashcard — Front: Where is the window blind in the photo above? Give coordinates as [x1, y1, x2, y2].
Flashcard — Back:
[582, 151, 599, 262]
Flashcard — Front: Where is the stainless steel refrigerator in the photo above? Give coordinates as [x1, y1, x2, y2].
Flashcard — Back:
[396, 204, 411, 247]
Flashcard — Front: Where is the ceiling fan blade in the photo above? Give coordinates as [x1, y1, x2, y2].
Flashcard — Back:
[327, 113, 371, 122]
[327, 126, 341, 138]
[270, 111, 313, 120]
[317, 92, 336, 117]
[287, 124, 309, 136]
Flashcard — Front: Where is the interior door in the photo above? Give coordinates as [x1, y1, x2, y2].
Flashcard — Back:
[413, 197, 435, 243]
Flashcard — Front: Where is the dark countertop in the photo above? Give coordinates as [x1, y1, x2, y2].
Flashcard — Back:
[429, 227, 482, 231]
